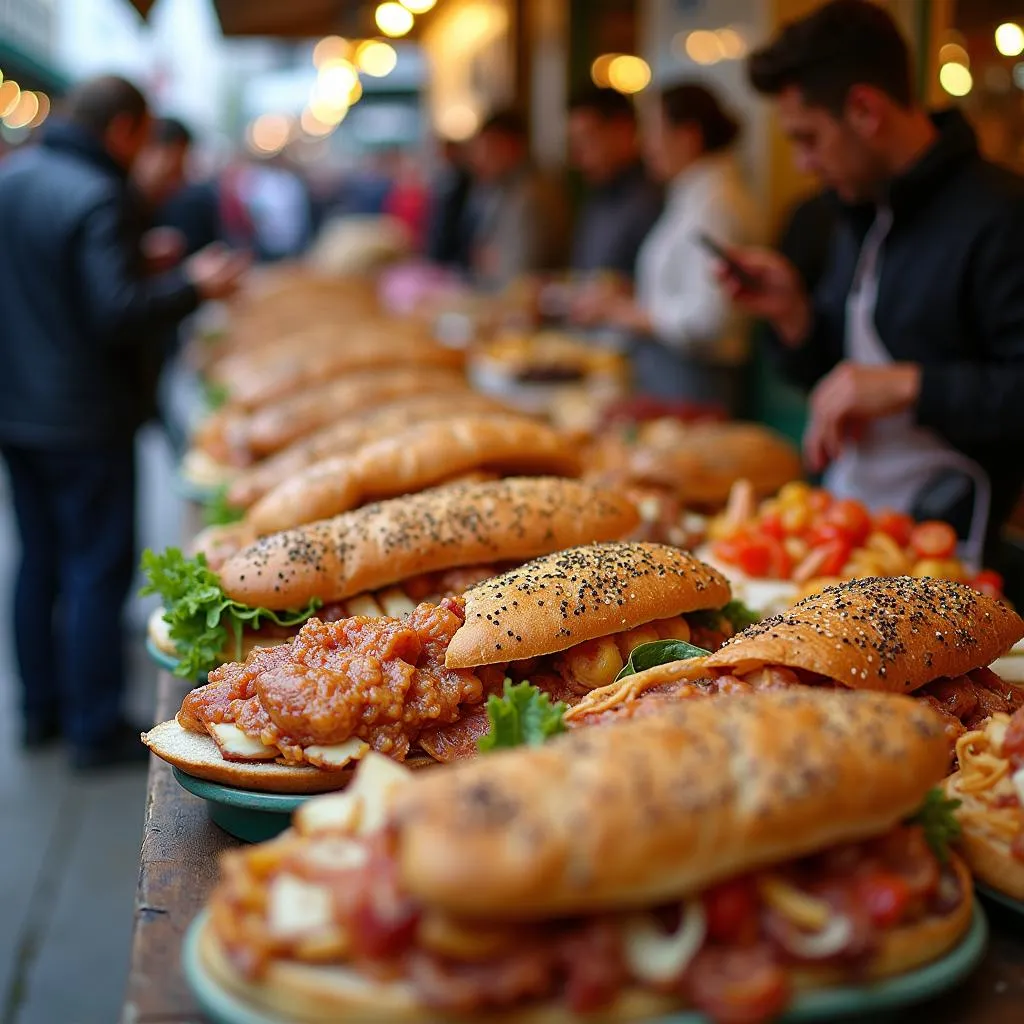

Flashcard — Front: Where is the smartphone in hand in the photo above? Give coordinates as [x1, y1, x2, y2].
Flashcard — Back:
[696, 232, 759, 291]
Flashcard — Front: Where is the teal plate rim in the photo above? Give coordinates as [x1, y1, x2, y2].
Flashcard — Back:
[974, 880, 1024, 917]
[144, 636, 208, 683]
[183, 903, 988, 1024]
[172, 766, 309, 813]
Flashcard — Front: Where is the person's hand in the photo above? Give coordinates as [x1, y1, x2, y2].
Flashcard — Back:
[804, 361, 922, 472]
[714, 246, 811, 346]
[185, 244, 250, 301]
[141, 228, 185, 274]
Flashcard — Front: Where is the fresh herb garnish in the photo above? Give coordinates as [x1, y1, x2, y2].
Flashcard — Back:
[689, 600, 761, 636]
[909, 788, 962, 864]
[202, 380, 230, 410]
[477, 680, 567, 753]
[614, 639, 710, 683]
[139, 548, 321, 679]
[203, 486, 245, 527]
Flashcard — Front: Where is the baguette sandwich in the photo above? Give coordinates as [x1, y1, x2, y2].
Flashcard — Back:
[142, 540, 736, 790]
[945, 707, 1024, 900]
[195, 689, 972, 1022]
[568, 576, 1024, 743]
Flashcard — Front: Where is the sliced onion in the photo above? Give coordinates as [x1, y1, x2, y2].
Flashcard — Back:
[769, 912, 853, 961]
[934, 866, 964, 915]
[623, 901, 706, 984]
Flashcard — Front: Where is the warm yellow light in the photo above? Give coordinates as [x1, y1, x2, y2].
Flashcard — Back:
[590, 53, 620, 88]
[400, 0, 436, 11]
[349, 78, 364, 104]
[939, 62, 973, 97]
[437, 102, 480, 141]
[301, 108, 336, 137]
[938, 43, 969, 67]
[995, 22, 1024, 57]
[375, 1, 414, 37]
[716, 28, 747, 60]
[248, 113, 291, 155]
[355, 39, 398, 77]
[313, 36, 349, 67]
[0, 80, 21, 119]
[318, 58, 359, 98]
[4, 88, 38, 129]
[29, 91, 50, 128]
[685, 30, 724, 65]
[309, 92, 350, 125]
[607, 55, 652, 95]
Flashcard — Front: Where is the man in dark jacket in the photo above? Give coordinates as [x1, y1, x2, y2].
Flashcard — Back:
[722, 0, 1024, 567]
[0, 75, 246, 768]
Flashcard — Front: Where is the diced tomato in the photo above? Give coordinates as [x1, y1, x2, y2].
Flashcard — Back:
[817, 539, 853, 577]
[807, 488, 833, 515]
[858, 872, 911, 929]
[703, 878, 760, 945]
[779, 503, 810, 536]
[909, 521, 958, 560]
[804, 522, 847, 548]
[717, 533, 791, 579]
[873, 509, 914, 548]
[687, 946, 791, 1024]
[823, 499, 872, 547]
[969, 569, 1005, 599]
[759, 510, 786, 541]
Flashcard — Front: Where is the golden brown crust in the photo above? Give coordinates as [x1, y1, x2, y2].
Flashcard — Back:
[621, 576, 1024, 695]
[393, 690, 951, 917]
[219, 478, 640, 609]
[246, 417, 581, 536]
[445, 543, 730, 668]
[226, 394, 514, 509]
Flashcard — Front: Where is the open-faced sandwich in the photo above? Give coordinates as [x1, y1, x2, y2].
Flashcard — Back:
[568, 576, 1024, 746]
[141, 541, 737, 792]
[945, 708, 1024, 901]
[193, 688, 972, 1023]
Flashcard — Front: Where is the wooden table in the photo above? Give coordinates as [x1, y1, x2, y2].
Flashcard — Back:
[124, 674, 1024, 1024]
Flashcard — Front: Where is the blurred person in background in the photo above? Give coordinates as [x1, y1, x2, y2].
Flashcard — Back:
[425, 138, 473, 269]
[574, 83, 759, 414]
[721, 0, 1024, 569]
[464, 109, 567, 290]
[383, 150, 430, 251]
[567, 87, 663, 280]
[240, 155, 313, 261]
[0, 75, 246, 769]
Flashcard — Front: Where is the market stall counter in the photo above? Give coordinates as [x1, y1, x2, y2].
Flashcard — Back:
[124, 680, 1024, 1024]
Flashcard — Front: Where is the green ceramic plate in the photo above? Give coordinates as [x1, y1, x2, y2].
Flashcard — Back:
[974, 881, 1024, 917]
[183, 904, 988, 1024]
[144, 636, 208, 684]
[172, 767, 308, 843]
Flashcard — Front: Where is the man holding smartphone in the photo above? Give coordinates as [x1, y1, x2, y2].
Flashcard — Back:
[722, 0, 1024, 569]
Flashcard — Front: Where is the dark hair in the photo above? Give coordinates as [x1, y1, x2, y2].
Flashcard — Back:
[568, 87, 636, 123]
[660, 83, 740, 153]
[479, 108, 527, 139]
[748, 0, 912, 113]
[152, 116, 193, 147]
[61, 75, 148, 138]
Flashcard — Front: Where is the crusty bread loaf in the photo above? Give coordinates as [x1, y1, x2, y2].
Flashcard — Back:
[246, 417, 582, 535]
[226, 394, 517, 509]
[641, 576, 1024, 694]
[241, 369, 470, 458]
[215, 332, 465, 410]
[445, 543, 730, 668]
[219, 478, 640, 609]
[393, 689, 950, 917]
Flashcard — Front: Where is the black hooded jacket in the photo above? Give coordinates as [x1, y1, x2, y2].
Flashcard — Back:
[770, 110, 1024, 530]
[0, 123, 199, 447]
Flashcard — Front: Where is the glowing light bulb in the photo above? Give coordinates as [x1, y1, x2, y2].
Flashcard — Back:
[939, 62, 973, 97]
[607, 55, 652, 95]
[355, 39, 398, 77]
[401, 0, 436, 11]
[995, 23, 1024, 57]
[375, 1, 414, 38]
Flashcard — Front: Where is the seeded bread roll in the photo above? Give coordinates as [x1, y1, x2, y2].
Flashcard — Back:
[616, 576, 1024, 696]
[445, 543, 730, 668]
[393, 689, 951, 917]
[246, 417, 581, 535]
[241, 369, 471, 459]
[219, 478, 640, 609]
[227, 394, 516, 509]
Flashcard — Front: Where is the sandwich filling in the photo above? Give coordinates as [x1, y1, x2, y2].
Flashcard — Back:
[178, 596, 734, 768]
[210, 817, 966, 1023]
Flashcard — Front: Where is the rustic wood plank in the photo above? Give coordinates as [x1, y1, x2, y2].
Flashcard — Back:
[123, 673, 237, 1024]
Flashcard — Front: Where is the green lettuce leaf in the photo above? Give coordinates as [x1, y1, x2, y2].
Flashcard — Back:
[139, 547, 322, 679]
[689, 600, 761, 636]
[614, 639, 710, 683]
[477, 680, 567, 753]
[202, 380, 230, 410]
[203, 486, 245, 527]
[908, 788, 962, 864]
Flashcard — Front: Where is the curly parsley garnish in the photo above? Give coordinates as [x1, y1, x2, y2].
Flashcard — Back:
[909, 788, 962, 864]
[477, 680, 568, 753]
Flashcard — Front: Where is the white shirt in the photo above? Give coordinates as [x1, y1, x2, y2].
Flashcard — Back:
[636, 154, 760, 365]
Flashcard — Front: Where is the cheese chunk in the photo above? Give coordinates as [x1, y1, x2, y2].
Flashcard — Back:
[206, 722, 278, 762]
